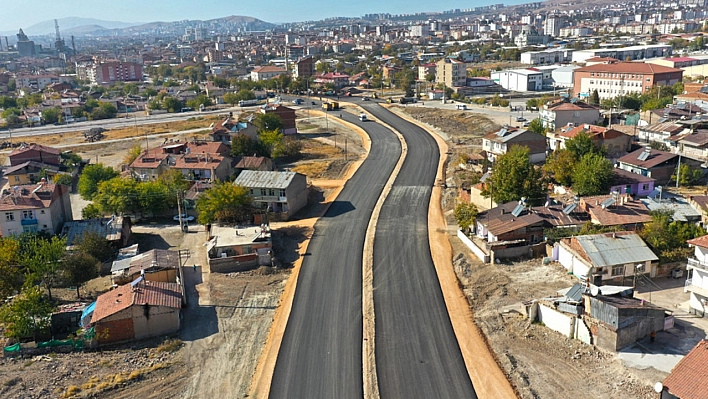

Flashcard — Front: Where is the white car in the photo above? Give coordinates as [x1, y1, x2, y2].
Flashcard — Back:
[173, 214, 195, 222]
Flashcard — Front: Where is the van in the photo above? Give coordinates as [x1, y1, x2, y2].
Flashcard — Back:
[359, 113, 367, 121]
[456, 104, 467, 110]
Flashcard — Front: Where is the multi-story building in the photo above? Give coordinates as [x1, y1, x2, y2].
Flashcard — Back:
[544, 15, 563, 37]
[482, 126, 548, 163]
[573, 62, 683, 100]
[233, 170, 308, 216]
[571, 44, 671, 64]
[0, 183, 72, 236]
[435, 58, 467, 88]
[521, 49, 574, 65]
[14, 74, 72, 91]
[76, 61, 143, 85]
[685, 235, 708, 317]
[540, 99, 601, 131]
[491, 68, 543, 91]
[250, 66, 287, 81]
[293, 56, 314, 79]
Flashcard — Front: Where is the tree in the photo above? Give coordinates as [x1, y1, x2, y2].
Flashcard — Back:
[78, 164, 119, 200]
[0, 238, 21, 300]
[231, 134, 268, 157]
[41, 107, 62, 124]
[527, 118, 545, 135]
[544, 149, 576, 187]
[93, 177, 139, 215]
[54, 174, 73, 186]
[75, 231, 115, 263]
[259, 129, 285, 158]
[61, 151, 83, 169]
[0, 286, 55, 340]
[158, 169, 190, 194]
[20, 235, 67, 301]
[565, 131, 603, 159]
[481, 146, 547, 205]
[223, 92, 239, 106]
[63, 252, 99, 298]
[234, 89, 256, 102]
[589, 89, 600, 105]
[196, 182, 253, 225]
[162, 96, 183, 113]
[672, 164, 703, 187]
[124, 144, 143, 166]
[572, 153, 613, 196]
[186, 94, 212, 110]
[82, 203, 103, 219]
[255, 113, 283, 133]
[90, 103, 117, 120]
[454, 202, 479, 232]
[136, 180, 172, 215]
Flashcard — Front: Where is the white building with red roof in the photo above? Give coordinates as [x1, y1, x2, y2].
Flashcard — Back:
[0, 182, 72, 236]
[573, 61, 683, 100]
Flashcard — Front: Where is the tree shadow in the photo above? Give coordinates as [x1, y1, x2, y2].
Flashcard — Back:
[132, 232, 172, 250]
[271, 226, 312, 268]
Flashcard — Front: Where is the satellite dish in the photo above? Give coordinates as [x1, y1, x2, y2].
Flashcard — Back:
[590, 285, 600, 297]
[654, 382, 663, 393]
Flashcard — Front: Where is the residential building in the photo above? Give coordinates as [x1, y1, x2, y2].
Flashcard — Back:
[573, 62, 683, 100]
[579, 193, 653, 229]
[2, 161, 62, 185]
[62, 216, 132, 249]
[206, 224, 273, 272]
[661, 340, 708, 398]
[110, 249, 181, 286]
[640, 191, 702, 223]
[547, 124, 631, 158]
[260, 104, 297, 135]
[293, 56, 314, 79]
[234, 156, 274, 173]
[172, 152, 232, 182]
[482, 126, 548, 163]
[544, 14, 563, 37]
[617, 147, 679, 184]
[210, 116, 258, 144]
[684, 235, 708, 317]
[233, 170, 308, 217]
[491, 68, 543, 92]
[9, 143, 61, 167]
[250, 66, 287, 81]
[637, 122, 687, 146]
[540, 99, 601, 131]
[130, 140, 232, 181]
[436, 58, 467, 88]
[678, 130, 708, 164]
[0, 183, 72, 236]
[90, 280, 182, 345]
[571, 44, 672, 64]
[609, 168, 655, 197]
[558, 231, 658, 284]
[418, 63, 437, 81]
[14, 74, 71, 91]
[313, 72, 351, 88]
[76, 61, 143, 85]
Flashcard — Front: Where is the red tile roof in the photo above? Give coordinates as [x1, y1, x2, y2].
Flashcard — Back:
[546, 100, 599, 111]
[561, 124, 626, 140]
[9, 143, 61, 157]
[0, 183, 62, 211]
[575, 62, 682, 74]
[581, 194, 652, 226]
[663, 340, 708, 399]
[618, 148, 678, 169]
[91, 281, 182, 323]
[687, 234, 708, 249]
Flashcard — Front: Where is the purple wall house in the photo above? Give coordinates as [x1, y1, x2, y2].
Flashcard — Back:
[610, 168, 655, 197]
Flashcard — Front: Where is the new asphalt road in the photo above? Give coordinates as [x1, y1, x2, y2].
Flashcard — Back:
[269, 112, 401, 398]
[364, 103, 478, 399]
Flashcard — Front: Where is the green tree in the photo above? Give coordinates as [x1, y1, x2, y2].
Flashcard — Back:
[137, 180, 172, 215]
[20, 235, 67, 301]
[41, 107, 62, 124]
[78, 164, 119, 200]
[565, 131, 603, 159]
[572, 153, 613, 196]
[162, 96, 183, 113]
[54, 174, 73, 186]
[0, 286, 55, 340]
[93, 177, 139, 215]
[527, 118, 545, 135]
[255, 113, 284, 132]
[259, 129, 284, 158]
[544, 149, 576, 187]
[454, 202, 479, 232]
[82, 203, 103, 219]
[124, 144, 143, 166]
[61, 152, 83, 169]
[186, 94, 212, 110]
[0, 238, 21, 301]
[672, 164, 703, 186]
[62, 252, 99, 299]
[158, 169, 190, 194]
[223, 92, 239, 106]
[89, 102, 117, 120]
[75, 231, 115, 263]
[231, 134, 269, 157]
[234, 89, 256, 102]
[589, 89, 600, 105]
[196, 182, 253, 225]
[481, 146, 547, 205]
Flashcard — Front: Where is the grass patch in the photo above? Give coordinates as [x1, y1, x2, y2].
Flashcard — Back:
[292, 161, 330, 178]
[157, 338, 183, 353]
[61, 385, 81, 398]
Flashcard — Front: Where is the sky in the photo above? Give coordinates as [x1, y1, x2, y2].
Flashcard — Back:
[1, 0, 529, 31]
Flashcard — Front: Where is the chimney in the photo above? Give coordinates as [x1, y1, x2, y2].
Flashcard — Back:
[612, 232, 616, 239]
[501, 208, 505, 215]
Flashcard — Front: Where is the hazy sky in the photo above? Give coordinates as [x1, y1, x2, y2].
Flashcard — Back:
[1, 0, 527, 31]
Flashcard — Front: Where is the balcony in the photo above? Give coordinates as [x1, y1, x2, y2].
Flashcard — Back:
[685, 278, 708, 297]
[252, 195, 287, 203]
[687, 257, 708, 273]
[20, 218, 38, 226]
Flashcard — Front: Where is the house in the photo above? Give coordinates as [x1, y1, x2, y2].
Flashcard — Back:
[572, 61, 682, 100]
[539, 99, 601, 131]
[641, 191, 702, 223]
[609, 168, 656, 197]
[684, 235, 708, 317]
[129, 149, 171, 181]
[558, 231, 658, 285]
[0, 183, 72, 236]
[206, 225, 273, 273]
[313, 72, 351, 88]
[8, 143, 61, 167]
[2, 161, 62, 185]
[250, 66, 287, 82]
[547, 124, 631, 158]
[260, 104, 297, 135]
[62, 216, 132, 249]
[110, 249, 182, 286]
[210, 116, 258, 144]
[482, 126, 547, 163]
[617, 147, 679, 185]
[234, 156, 274, 173]
[637, 122, 687, 146]
[678, 130, 708, 163]
[579, 193, 653, 229]
[661, 340, 708, 399]
[491, 68, 544, 92]
[172, 152, 232, 182]
[90, 280, 182, 345]
[183, 181, 212, 211]
[688, 195, 708, 225]
[233, 170, 308, 218]
[130, 140, 232, 182]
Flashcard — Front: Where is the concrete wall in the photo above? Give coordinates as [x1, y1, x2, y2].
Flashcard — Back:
[285, 174, 308, 216]
[538, 304, 575, 338]
[209, 253, 259, 273]
[558, 242, 592, 278]
[130, 305, 180, 340]
[469, 185, 497, 211]
[457, 230, 490, 263]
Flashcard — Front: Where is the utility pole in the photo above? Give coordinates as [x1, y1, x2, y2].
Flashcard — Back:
[676, 153, 682, 193]
[345, 138, 348, 161]
[177, 190, 185, 233]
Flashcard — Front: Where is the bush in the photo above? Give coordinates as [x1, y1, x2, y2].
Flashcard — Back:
[157, 338, 183, 353]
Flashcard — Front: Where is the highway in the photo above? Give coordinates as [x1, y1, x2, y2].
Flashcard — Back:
[364, 103, 478, 399]
[269, 112, 402, 398]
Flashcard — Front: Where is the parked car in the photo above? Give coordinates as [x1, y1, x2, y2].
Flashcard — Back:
[516, 116, 527, 122]
[173, 214, 195, 222]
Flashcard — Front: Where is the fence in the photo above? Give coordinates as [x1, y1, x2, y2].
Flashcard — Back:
[457, 230, 490, 263]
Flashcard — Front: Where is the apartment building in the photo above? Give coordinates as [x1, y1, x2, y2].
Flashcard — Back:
[435, 58, 467, 88]
[573, 62, 683, 100]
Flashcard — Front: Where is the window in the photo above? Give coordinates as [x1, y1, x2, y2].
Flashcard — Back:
[13, 176, 19, 182]
[5, 212, 14, 222]
[269, 189, 275, 196]
[250, 189, 254, 195]
[642, 183, 650, 191]
[625, 185, 631, 193]
[22, 210, 34, 220]
[611, 265, 625, 277]
[260, 189, 267, 196]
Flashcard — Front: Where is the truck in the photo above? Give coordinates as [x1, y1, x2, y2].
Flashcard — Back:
[399, 97, 417, 104]
[238, 99, 259, 107]
[322, 101, 340, 111]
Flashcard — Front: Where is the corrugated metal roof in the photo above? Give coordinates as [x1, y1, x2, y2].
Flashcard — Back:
[575, 232, 658, 267]
[234, 170, 299, 189]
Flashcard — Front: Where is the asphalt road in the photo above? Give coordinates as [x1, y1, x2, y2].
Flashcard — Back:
[269, 112, 402, 398]
[364, 103, 478, 399]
